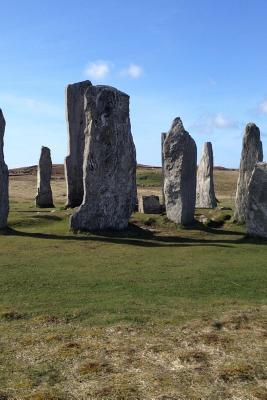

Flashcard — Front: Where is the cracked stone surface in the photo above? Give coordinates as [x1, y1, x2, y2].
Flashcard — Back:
[0, 109, 8, 229]
[70, 85, 136, 231]
[196, 142, 217, 208]
[64, 80, 92, 207]
[234, 123, 263, 223]
[163, 117, 197, 225]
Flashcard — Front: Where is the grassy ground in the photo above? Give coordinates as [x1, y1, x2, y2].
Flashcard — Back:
[1, 169, 266, 399]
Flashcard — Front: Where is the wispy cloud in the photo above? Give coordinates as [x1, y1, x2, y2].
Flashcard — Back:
[120, 63, 144, 79]
[207, 78, 217, 87]
[258, 99, 267, 114]
[0, 92, 63, 118]
[191, 112, 239, 134]
[84, 60, 110, 80]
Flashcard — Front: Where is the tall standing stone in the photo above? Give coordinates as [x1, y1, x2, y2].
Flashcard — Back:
[70, 85, 136, 231]
[0, 109, 9, 229]
[35, 146, 54, 208]
[234, 123, 263, 223]
[163, 117, 197, 224]
[161, 132, 167, 204]
[196, 142, 217, 208]
[64, 80, 92, 208]
[247, 162, 267, 238]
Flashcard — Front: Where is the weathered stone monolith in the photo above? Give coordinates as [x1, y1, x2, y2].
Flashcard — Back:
[70, 85, 136, 231]
[196, 142, 217, 208]
[234, 123, 263, 223]
[0, 109, 9, 229]
[138, 195, 161, 214]
[247, 162, 267, 238]
[35, 146, 54, 208]
[163, 117, 197, 224]
[64, 80, 92, 208]
[161, 132, 167, 204]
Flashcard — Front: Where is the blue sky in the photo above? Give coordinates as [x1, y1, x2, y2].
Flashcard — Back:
[1, 0, 267, 168]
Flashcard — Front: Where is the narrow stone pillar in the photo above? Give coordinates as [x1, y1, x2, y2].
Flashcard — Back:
[247, 162, 267, 238]
[161, 132, 167, 205]
[234, 123, 263, 223]
[163, 117, 197, 225]
[35, 146, 54, 208]
[196, 142, 217, 208]
[0, 109, 9, 229]
[70, 85, 136, 231]
[64, 80, 92, 207]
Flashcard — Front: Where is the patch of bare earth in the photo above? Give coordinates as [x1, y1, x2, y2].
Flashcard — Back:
[1, 307, 266, 399]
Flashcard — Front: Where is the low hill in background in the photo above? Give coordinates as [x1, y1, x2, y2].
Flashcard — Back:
[9, 164, 237, 177]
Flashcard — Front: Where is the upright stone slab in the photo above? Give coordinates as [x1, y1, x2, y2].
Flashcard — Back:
[196, 142, 217, 208]
[163, 117, 197, 224]
[234, 123, 263, 223]
[0, 109, 9, 229]
[247, 162, 267, 238]
[161, 132, 167, 204]
[35, 146, 54, 208]
[70, 85, 136, 231]
[138, 195, 161, 214]
[64, 80, 92, 207]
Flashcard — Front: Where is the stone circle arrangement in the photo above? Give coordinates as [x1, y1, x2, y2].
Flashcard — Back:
[0, 80, 266, 237]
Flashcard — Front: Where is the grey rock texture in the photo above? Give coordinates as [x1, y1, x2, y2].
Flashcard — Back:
[0, 109, 9, 229]
[234, 123, 263, 223]
[138, 195, 161, 214]
[70, 85, 136, 231]
[163, 117, 197, 225]
[35, 146, 54, 208]
[247, 162, 267, 238]
[161, 132, 167, 204]
[64, 80, 92, 207]
[196, 142, 217, 208]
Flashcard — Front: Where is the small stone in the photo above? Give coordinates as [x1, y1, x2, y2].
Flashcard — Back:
[138, 195, 161, 214]
[64, 80, 92, 208]
[196, 142, 217, 208]
[70, 85, 136, 231]
[163, 117, 197, 225]
[234, 123, 263, 223]
[35, 146, 54, 208]
[0, 109, 9, 229]
[246, 162, 267, 238]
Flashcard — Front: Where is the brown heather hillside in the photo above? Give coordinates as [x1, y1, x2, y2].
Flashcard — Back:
[8, 164, 239, 203]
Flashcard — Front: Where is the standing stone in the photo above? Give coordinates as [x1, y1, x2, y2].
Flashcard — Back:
[247, 162, 267, 238]
[234, 123, 263, 223]
[161, 132, 167, 204]
[70, 85, 136, 231]
[0, 109, 9, 229]
[163, 117, 197, 224]
[35, 146, 54, 208]
[64, 80, 92, 208]
[196, 142, 217, 208]
[138, 195, 161, 214]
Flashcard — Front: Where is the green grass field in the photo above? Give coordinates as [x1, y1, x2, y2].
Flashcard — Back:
[1, 170, 266, 399]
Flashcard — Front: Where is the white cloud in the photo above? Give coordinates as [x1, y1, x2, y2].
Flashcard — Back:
[84, 60, 110, 80]
[208, 78, 217, 87]
[213, 113, 236, 129]
[121, 64, 143, 79]
[0, 92, 62, 118]
[259, 100, 267, 114]
[191, 112, 238, 134]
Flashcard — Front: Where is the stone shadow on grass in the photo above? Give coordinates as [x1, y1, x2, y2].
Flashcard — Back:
[4, 222, 266, 248]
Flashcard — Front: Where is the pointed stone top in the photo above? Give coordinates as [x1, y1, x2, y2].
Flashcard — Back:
[244, 122, 260, 138]
[169, 117, 185, 134]
[0, 109, 5, 133]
